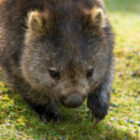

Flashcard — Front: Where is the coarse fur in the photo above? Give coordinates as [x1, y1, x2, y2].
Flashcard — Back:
[0, 0, 114, 122]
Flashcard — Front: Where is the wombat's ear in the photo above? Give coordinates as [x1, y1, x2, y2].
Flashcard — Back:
[89, 7, 104, 28]
[27, 11, 45, 32]
[26, 10, 54, 35]
[81, 7, 106, 31]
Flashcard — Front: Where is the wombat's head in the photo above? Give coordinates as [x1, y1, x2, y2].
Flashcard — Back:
[21, 5, 112, 108]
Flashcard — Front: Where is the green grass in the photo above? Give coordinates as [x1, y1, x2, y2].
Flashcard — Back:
[0, 0, 140, 139]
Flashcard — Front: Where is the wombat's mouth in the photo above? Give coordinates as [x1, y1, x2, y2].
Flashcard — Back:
[61, 94, 85, 108]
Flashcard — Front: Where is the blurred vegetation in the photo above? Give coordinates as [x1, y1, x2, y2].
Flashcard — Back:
[0, 0, 140, 139]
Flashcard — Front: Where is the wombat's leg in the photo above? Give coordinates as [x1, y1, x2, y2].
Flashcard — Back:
[25, 99, 60, 122]
[87, 75, 112, 122]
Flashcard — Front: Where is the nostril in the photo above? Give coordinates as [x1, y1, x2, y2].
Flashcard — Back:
[63, 94, 83, 108]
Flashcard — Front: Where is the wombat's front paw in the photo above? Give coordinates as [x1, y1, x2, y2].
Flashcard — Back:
[37, 111, 61, 123]
[90, 106, 108, 126]
[91, 105, 108, 121]
[88, 100, 109, 125]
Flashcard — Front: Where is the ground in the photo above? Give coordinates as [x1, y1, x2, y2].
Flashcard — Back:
[0, 0, 140, 139]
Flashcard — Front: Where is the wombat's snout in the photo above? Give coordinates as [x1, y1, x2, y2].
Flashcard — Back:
[62, 94, 84, 108]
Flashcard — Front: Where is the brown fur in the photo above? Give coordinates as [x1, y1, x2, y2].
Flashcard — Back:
[0, 0, 114, 122]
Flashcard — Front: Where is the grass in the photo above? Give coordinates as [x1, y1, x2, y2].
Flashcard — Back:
[0, 0, 140, 139]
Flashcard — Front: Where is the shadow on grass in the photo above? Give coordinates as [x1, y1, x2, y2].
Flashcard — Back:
[0, 91, 138, 140]
[105, 0, 140, 14]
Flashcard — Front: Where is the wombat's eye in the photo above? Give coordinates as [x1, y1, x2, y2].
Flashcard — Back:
[86, 69, 93, 79]
[49, 70, 60, 80]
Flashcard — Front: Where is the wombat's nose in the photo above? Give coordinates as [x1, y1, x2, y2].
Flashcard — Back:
[63, 94, 83, 108]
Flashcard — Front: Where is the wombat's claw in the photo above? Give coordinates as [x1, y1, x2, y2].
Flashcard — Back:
[39, 114, 48, 123]
[91, 116, 94, 122]
[43, 112, 61, 123]
[95, 119, 100, 126]
[51, 113, 61, 125]
[91, 116, 100, 127]
[42, 116, 48, 124]
[53, 113, 61, 123]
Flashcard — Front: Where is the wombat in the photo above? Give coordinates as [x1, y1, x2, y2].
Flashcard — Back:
[0, 0, 114, 122]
